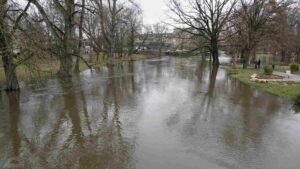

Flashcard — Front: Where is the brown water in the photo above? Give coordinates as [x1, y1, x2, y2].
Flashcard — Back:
[0, 57, 300, 169]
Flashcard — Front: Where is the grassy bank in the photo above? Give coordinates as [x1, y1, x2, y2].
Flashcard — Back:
[0, 54, 153, 83]
[223, 66, 300, 100]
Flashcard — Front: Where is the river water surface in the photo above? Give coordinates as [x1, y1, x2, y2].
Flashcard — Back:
[0, 57, 300, 169]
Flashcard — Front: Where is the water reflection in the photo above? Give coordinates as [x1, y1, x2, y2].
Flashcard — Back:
[53, 68, 134, 169]
[0, 57, 300, 169]
[7, 92, 21, 161]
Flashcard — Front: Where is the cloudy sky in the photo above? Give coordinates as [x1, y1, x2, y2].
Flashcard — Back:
[18, 0, 171, 25]
[136, 0, 170, 25]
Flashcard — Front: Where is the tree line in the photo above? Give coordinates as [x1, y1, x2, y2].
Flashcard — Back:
[1, 0, 300, 91]
[0, 0, 145, 91]
[169, 0, 300, 68]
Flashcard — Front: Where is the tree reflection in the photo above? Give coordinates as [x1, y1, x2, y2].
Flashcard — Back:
[128, 61, 136, 93]
[2, 65, 136, 169]
[52, 69, 134, 169]
[199, 64, 219, 122]
[195, 60, 206, 83]
[83, 65, 133, 169]
[7, 92, 21, 159]
[62, 78, 84, 146]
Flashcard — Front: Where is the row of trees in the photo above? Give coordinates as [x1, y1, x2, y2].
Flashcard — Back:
[226, 0, 300, 68]
[168, 0, 300, 68]
[169, 0, 238, 65]
[0, 0, 144, 91]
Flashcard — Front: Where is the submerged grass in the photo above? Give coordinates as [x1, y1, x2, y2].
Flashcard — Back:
[223, 66, 300, 100]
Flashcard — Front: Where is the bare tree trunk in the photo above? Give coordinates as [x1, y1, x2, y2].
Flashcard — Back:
[32, 0, 75, 77]
[74, 54, 80, 73]
[59, 52, 73, 77]
[243, 49, 251, 69]
[107, 0, 118, 65]
[59, 31, 73, 77]
[281, 49, 291, 63]
[281, 50, 286, 63]
[128, 28, 135, 55]
[74, 0, 85, 73]
[158, 44, 163, 57]
[0, 2, 19, 91]
[1, 51, 19, 91]
[211, 38, 219, 65]
[58, 0, 75, 77]
[0, 43, 19, 91]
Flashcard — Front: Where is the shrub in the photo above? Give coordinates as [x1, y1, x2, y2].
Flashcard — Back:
[263, 65, 273, 75]
[294, 95, 300, 106]
[290, 64, 299, 73]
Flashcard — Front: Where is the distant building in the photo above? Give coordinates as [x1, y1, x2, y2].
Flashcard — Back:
[135, 30, 195, 52]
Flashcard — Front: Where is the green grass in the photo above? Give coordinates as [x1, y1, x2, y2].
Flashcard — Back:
[224, 66, 300, 100]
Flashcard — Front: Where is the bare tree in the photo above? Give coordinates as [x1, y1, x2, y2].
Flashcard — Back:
[153, 23, 169, 57]
[88, 0, 142, 62]
[92, 0, 121, 64]
[83, 10, 103, 58]
[288, 2, 300, 62]
[74, 0, 86, 73]
[32, 0, 76, 77]
[126, 4, 142, 56]
[269, 1, 300, 63]
[0, 0, 32, 90]
[169, 0, 237, 65]
[232, 0, 273, 68]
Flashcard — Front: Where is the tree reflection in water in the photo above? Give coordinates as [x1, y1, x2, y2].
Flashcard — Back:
[1, 65, 135, 169]
[7, 92, 22, 165]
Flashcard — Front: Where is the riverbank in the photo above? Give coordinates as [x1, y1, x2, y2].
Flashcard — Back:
[0, 54, 155, 83]
[223, 66, 300, 100]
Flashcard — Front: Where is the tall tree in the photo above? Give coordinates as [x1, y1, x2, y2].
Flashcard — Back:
[32, 0, 76, 77]
[74, 0, 86, 73]
[269, 1, 291, 63]
[153, 23, 168, 57]
[233, 0, 273, 68]
[169, 0, 237, 65]
[92, 0, 120, 64]
[126, 4, 142, 56]
[0, 0, 31, 90]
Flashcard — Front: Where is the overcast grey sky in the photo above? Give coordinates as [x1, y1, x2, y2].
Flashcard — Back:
[136, 0, 169, 25]
[18, 0, 170, 25]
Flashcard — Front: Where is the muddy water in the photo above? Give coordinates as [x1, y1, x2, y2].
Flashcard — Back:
[0, 57, 300, 169]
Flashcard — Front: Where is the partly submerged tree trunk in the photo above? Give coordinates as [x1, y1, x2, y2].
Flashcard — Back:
[211, 38, 219, 65]
[128, 28, 135, 56]
[208, 64, 219, 96]
[32, 0, 75, 77]
[74, 0, 85, 73]
[2, 52, 19, 91]
[58, 0, 75, 77]
[0, 0, 33, 91]
[242, 48, 251, 69]
[74, 55, 80, 73]
[0, 20, 19, 90]
[58, 51, 73, 77]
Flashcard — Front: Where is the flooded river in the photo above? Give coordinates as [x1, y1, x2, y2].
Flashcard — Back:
[0, 57, 300, 169]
